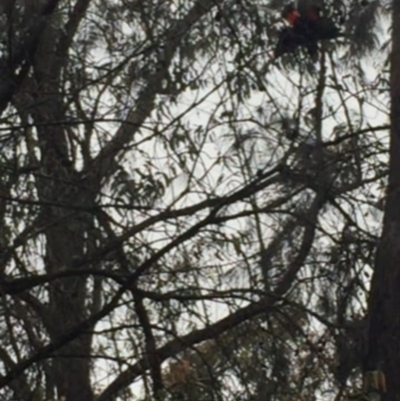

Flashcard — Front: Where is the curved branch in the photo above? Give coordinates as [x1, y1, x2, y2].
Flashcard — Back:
[84, 0, 218, 191]
[97, 192, 327, 401]
[0, 189, 327, 395]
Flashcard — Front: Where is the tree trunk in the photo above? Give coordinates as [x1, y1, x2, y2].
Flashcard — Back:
[31, 10, 95, 401]
[365, 2, 400, 400]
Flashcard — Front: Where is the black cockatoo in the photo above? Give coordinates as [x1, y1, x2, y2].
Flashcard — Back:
[274, 2, 341, 59]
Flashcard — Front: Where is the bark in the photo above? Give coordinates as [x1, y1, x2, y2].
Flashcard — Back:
[25, 2, 95, 401]
[365, 2, 400, 401]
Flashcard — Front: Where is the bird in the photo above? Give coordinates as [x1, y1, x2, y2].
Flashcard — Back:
[274, 2, 341, 59]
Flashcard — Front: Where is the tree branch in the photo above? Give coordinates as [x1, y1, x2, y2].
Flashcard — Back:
[84, 0, 218, 191]
[97, 192, 327, 401]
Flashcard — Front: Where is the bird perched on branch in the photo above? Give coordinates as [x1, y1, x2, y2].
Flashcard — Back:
[274, 2, 341, 59]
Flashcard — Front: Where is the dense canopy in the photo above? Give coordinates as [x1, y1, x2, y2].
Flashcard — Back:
[0, 1, 396, 401]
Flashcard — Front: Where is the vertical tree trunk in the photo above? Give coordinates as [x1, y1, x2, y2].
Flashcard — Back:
[365, 2, 400, 400]
[30, 8, 95, 401]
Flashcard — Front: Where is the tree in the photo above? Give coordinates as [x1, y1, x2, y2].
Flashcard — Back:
[0, 1, 391, 401]
[365, 1, 400, 401]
